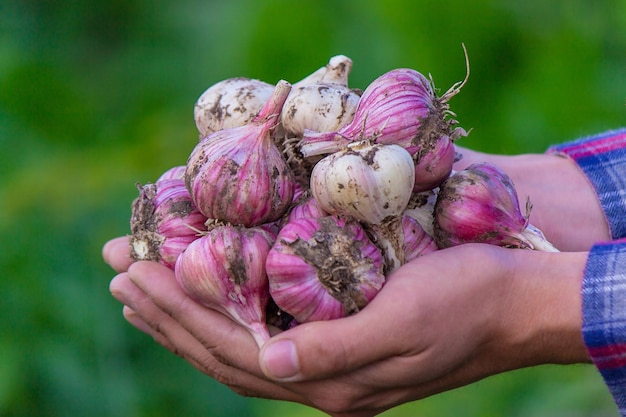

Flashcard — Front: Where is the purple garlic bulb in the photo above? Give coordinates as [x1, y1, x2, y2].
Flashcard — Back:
[365, 214, 438, 274]
[266, 215, 386, 323]
[412, 135, 456, 192]
[157, 165, 186, 181]
[185, 80, 296, 227]
[286, 192, 328, 223]
[130, 178, 208, 269]
[433, 163, 558, 251]
[174, 225, 275, 348]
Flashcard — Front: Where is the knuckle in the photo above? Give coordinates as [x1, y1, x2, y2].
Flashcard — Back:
[206, 345, 236, 368]
[208, 365, 237, 386]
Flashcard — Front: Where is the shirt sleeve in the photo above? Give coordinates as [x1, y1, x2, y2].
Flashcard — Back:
[547, 127, 626, 240]
[547, 128, 626, 415]
[582, 239, 626, 416]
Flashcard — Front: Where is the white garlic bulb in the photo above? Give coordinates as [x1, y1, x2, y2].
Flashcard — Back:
[281, 84, 360, 137]
[281, 55, 361, 137]
[294, 54, 355, 87]
[310, 141, 416, 225]
[194, 77, 274, 138]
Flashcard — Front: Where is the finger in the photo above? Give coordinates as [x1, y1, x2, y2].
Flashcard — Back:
[113, 268, 304, 403]
[109, 272, 139, 305]
[103, 236, 133, 273]
[122, 305, 203, 361]
[258, 272, 418, 382]
[123, 305, 155, 335]
[127, 261, 268, 375]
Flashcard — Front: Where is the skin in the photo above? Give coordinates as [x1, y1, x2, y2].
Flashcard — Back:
[104, 148, 610, 417]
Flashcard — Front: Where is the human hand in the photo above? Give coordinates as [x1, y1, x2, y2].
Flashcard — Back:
[104, 236, 590, 417]
[103, 236, 303, 403]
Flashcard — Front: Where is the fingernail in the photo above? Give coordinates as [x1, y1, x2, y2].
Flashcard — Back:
[260, 339, 299, 380]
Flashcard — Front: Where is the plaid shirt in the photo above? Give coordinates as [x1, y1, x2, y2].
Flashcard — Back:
[548, 128, 626, 415]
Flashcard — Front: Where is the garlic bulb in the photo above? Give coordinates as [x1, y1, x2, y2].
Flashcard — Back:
[403, 188, 438, 237]
[293, 54, 355, 87]
[266, 215, 385, 323]
[174, 225, 274, 348]
[286, 192, 328, 223]
[310, 141, 415, 225]
[433, 163, 558, 251]
[157, 165, 186, 182]
[280, 83, 360, 137]
[185, 80, 296, 227]
[274, 55, 361, 189]
[282, 54, 360, 137]
[130, 179, 207, 269]
[412, 135, 456, 192]
[194, 77, 274, 138]
[365, 214, 438, 274]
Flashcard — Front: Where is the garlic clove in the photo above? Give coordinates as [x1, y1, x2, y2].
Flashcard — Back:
[412, 135, 456, 192]
[266, 215, 385, 323]
[286, 192, 328, 223]
[400, 214, 439, 261]
[310, 141, 415, 225]
[319, 54, 355, 86]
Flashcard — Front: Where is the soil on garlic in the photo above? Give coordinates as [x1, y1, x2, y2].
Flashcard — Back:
[284, 216, 371, 315]
[165, 199, 194, 217]
[364, 218, 405, 275]
[412, 105, 459, 164]
[221, 229, 256, 287]
[130, 183, 163, 262]
[275, 135, 317, 189]
[266, 297, 296, 330]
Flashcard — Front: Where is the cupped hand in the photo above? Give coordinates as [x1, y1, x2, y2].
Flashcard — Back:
[104, 236, 590, 417]
[105, 237, 304, 403]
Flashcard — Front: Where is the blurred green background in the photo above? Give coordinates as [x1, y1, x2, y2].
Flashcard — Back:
[1, 0, 624, 416]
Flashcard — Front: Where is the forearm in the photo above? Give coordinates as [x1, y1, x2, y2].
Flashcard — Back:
[498, 249, 590, 367]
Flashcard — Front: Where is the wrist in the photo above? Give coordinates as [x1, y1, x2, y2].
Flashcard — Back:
[495, 250, 590, 368]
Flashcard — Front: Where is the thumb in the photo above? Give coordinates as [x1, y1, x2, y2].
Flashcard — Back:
[258, 305, 400, 382]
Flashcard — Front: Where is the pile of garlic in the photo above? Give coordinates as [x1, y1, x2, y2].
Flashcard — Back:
[128, 52, 556, 347]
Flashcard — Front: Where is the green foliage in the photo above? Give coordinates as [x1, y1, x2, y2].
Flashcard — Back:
[0, 0, 623, 415]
